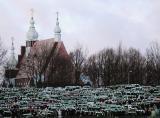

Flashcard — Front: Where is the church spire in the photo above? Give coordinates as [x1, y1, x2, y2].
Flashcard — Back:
[27, 9, 38, 41]
[56, 12, 59, 25]
[8, 37, 17, 69]
[54, 12, 61, 41]
[11, 37, 15, 57]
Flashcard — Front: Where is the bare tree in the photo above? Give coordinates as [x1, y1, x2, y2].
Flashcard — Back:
[20, 41, 53, 87]
[70, 45, 87, 85]
[0, 37, 7, 66]
[20, 41, 74, 87]
[33, 42, 53, 86]
[126, 48, 145, 84]
[0, 37, 7, 86]
[86, 55, 98, 87]
[86, 44, 146, 86]
[145, 41, 160, 85]
[20, 54, 36, 87]
[46, 53, 74, 87]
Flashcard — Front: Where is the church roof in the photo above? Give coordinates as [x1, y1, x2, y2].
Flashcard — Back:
[16, 38, 68, 80]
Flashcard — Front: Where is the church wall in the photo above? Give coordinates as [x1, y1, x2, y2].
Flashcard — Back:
[15, 78, 29, 87]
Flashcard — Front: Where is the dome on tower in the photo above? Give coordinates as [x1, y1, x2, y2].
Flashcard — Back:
[8, 55, 17, 69]
[27, 17, 38, 41]
[54, 22, 61, 33]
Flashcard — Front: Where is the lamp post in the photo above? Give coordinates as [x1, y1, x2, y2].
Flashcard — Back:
[128, 70, 132, 84]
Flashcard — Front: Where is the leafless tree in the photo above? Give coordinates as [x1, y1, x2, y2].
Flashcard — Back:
[86, 44, 146, 86]
[70, 45, 87, 85]
[0, 38, 7, 66]
[145, 41, 160, 85]
[20, 42, 53, 87]
[0, 37, 7, 86]
[86, 55, 98, 87]
[46, 53, 74, 87]
[21, 41, 74, 87]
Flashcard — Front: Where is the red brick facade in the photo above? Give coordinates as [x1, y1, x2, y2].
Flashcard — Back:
[15, 38, 69, 87]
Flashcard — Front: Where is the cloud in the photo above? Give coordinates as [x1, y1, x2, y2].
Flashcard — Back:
[0, 0, 160, 56]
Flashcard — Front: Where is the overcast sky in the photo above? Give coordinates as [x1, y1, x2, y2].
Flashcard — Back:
[0, 0, 160, 57]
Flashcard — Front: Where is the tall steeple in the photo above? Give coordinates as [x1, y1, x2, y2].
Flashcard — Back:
[8, 37, 17, 69]
[54, 12, 61, 41]
[27, 9, 38, 41]
[26, 9, 38, 57]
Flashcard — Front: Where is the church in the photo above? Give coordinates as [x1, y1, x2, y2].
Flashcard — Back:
[4, 11, 73, 87]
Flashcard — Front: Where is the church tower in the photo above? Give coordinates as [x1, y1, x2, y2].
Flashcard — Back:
[8, 37, 17, 69]
[54, 12, 61, 41]
[4, 37, 18, 87]
[26, 9, 38, 56]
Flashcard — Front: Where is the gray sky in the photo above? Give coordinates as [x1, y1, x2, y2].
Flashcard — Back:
[0, 0, 160, 56]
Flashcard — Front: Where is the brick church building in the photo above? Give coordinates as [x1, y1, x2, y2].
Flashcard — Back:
[4, 12, 73, 87]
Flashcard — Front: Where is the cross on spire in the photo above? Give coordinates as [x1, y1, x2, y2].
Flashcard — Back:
[27, 9, 38, 41]
[54, 12, 61, 41]
[31, 8, 34, 17]
[56, 12, 59, 26]
[11, 37, 14, 51]
[56, 12, 59, 21]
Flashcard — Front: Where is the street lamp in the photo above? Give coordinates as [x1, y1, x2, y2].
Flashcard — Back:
[128, 70, 132, 84]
